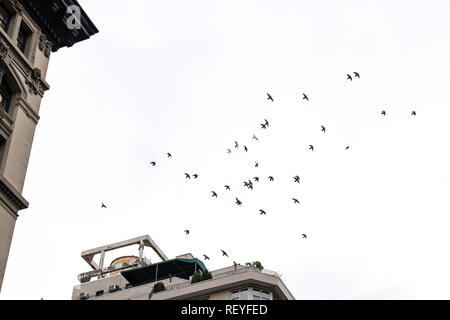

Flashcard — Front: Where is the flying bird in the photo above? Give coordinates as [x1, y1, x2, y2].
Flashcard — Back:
[346, 74, 353, 81]
[227, 149, 232, 154]
[381, 110, 386, 116]
[264, 119, 269, 127]
[253, 177, 259, 183]
[252, 134, 258, 141]
[184, 173, 191, 179]
[203, 255, 210, 260]
[268, 176, 274, 181]
[184, 230, 190, 235]
[221, 249, 229, 257]
[345, 146, 350, 150]
[255, 161, 259, 168]
[167, 153, 172, 158]
[321, 125, 326, 133]
[101, 202, 107, 209]
[235, 198, 242, 206]
[302, 234, 307, 239]
[243, 146, 248, 152]
[235, 141, 239, 149]
[193, 174, 198, 179]
[292, 198, 300, 204]
[302, 93, 309, 101]
[411, 111, 416, 116]
[353, 72, 360, 78]
[211, 191, 218, 198]
[267, 93, 273, 102]
[150, 162, 156, 166]
[309, 145, 314, 151]
[261, 123, 267, 130]
[259, 209, 266, 215]
[224, 185, 231, 191]
[293, 176, 300, 183]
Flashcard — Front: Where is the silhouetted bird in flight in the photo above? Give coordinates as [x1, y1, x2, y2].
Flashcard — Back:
[381, 110, 386, 116]
[221, 249, 228, 257]
[203, 255, 210, 260]
[259, 209, 266, 215]
[235, 141, 239, 149]
[264, 119, 269, 127]
[309, 145, 314, 151]
[293, 176, 300, 183]
[411, 111, 416, 116]
[254, 177, 259, 183]
[292, 198, 300, 204]
[321, 125, 326, 133]
[235, 198, 242, 206]
[244, 146, 248, 152]
[150, 162, 156, 166]
[353, 72, 360, 78]
[302, 234, 307, 239]
[224, 185, 231, 191]
[252, 134, 258, 141]
[255, 161, 259, 168]
[193, 174, 198, 179]
[101, 203, 107, 209]
[211, 191, 218, 198]
[267, 93, 273, 102]
[268, 176, 274, 181]
[261, 123, 267, 130]
[167, 153, 172, 158]
[184, 230, 190, 235]
[345, 146, 350, 150]
[346, 74, 353, 81]
[302, 93, 309, 101]
[185, 173, 191, 179]
[227, 149, 232, 154]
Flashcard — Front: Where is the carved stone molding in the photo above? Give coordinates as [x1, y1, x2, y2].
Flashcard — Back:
[0, 175, 29, 212]
[25, 67, 45, 95]
[0, 0, 24, 14]
[11, 0, 24, 14]
[0, 27, 50, 96]
[39, 34, 53, 58]
[0, 38, 9, 61]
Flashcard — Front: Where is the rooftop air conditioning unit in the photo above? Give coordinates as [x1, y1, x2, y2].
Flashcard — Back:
[109, 285, 121, 293]
[79, 292, 90, 300]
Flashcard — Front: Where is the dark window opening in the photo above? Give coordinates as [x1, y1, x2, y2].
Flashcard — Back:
[0, 79, 12, 114]
[95, 290, 104, 297]
[0, 136, 6, 168]
[0, 5, 11, 32]
[17, 24, 31, 54]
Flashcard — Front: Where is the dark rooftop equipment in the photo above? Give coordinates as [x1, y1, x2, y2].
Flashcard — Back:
[121, 258, 207, 287]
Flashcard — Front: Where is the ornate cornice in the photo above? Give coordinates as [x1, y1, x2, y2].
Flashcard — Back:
[0, 175, 29, 212]
[19, 0, 98, 52]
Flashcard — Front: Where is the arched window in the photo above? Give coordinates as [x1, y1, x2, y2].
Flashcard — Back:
[0, 77, 12, 114]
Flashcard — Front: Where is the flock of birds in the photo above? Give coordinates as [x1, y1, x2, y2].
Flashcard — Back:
[100, 72, 417, 267]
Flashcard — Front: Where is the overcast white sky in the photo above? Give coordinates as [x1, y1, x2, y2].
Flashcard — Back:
[2, 0, 450, 299]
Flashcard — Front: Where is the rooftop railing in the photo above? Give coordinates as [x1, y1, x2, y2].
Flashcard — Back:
[162, 266, 280, 293]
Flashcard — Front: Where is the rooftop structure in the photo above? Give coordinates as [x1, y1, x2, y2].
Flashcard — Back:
[72, 235, 295, 300]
